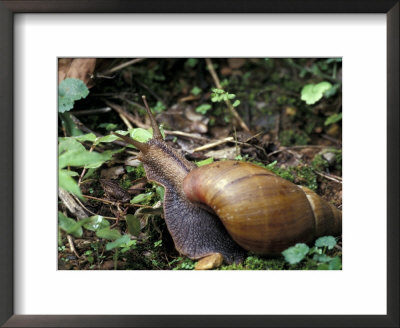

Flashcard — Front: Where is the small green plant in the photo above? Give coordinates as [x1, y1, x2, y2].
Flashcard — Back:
[211, 88, 240, 107]
[191, 86, 202, 96]
[282, 236, 341, 270]
[300, 81, 333, 105]
[173, 258, 195, 270]
[324, 112, 342, 126]
[195, 103, 212, 114]
[185, 58, 198, 68]
[152, 101, 166, 113]
[58, 78, 89, 112]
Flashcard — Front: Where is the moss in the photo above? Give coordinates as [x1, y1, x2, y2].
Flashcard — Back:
[279, 129, 310, 146]
[291, 165, 318, 191]
[120, 177, 132, 189]
[311, 154, 329, 171]
[219, 254, 287, 270]
[311, 149, 342, 172]
[334, 149, 342, 171]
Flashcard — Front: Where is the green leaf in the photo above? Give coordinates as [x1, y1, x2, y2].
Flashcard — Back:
[59, 112, 83, 136]
[156, 186, 165, 201]
[58, 137, 85, 155]
[313, 254, 332, 263]
[130, 192, 153, 204]
[196, 157, 214, 167]
[232, 100, 241, 107]
[315, 236, 337, 250]
[58, 212, 82, 237]
[317, 263, 330, 270]
[328, 256, 342, 270]
[227, 93, 236, 100]
[106, 235, 131, 251]
[282, 243, 310, 264]
[195, 104, 212, 114]
[153, 101, 166, 113]
[98, 123, 118, 131]
[59, 169, 82, 198]
[301, 81, 333, 105]
[191, 86, 202, 96]
[324, 113, 342, 126]
[58, 212, 91, 238]
[83, 215, 110, 231]
[211, 95, 219, 102]
[323, 84, 340, 98]
[83, 149, 123, 169]
[129, 128, 153, 143]
[94, 134, 120, 144]
[58, 78, 89, 113]
[126, 214, 141, 236]
[96, 227, 121, 240]
[82, 168, 96, 181]
[58, 138, 121, 169]
[185, 58, 198, 68]
[74, 133, 97, 143]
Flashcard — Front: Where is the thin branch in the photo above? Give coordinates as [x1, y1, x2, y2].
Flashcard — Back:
[164, 130, 208, 141]
[67, 235, 80, 258]
[100, 58, 145, 75]
[205, 58, 249, 132]
[103, 100, 148, 128]
[193, 137, 234, 152]
[118, 112, 133, 130]
[267, 145, 339, 158]
[82, 195, 149, 208]
[315, 170, 342, 184]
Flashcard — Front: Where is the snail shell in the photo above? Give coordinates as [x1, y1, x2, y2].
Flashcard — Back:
[183, 160, 342, 254]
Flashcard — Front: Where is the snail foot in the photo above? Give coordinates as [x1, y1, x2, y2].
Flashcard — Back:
[194, 253, 224, 270]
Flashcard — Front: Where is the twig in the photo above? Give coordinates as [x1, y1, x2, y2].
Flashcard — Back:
[118, 112, 133, 130]
[315, 170, 342, 184]
[193, 137, 234, 152]
[100, 58, 145, 76]
[321, 134, 342, 145]
[119, 97, 147, 111]
[70, 107, 112, 116]
[103, 100, 148, 128]
[67, 235, 80, 258]
[71, 194, 119, 220]
[82, 195, 149, 208]
[244, 131, 263, 143]
[205, 58, 249, 132]
[164, 130, 208, 141]
[267, 145, 339, 158]
[58, 188, 88, 219]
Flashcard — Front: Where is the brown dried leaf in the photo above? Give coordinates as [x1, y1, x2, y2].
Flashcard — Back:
[58, 58, 96, 87]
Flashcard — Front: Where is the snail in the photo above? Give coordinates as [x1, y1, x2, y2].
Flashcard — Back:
[112, 96, 342, 268]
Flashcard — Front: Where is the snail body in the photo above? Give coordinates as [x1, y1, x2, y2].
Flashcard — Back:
[113, 97, 342, 265]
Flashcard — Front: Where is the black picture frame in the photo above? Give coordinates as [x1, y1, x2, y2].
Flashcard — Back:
[0, 1, 398, 327]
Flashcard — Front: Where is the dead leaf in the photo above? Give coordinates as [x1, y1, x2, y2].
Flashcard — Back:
[58, 58, 96, 87]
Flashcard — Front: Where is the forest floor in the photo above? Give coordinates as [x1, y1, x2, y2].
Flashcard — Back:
[58, 58, 342, 270]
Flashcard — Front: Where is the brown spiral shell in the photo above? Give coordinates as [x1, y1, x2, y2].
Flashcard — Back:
[183, 160, 342, 255]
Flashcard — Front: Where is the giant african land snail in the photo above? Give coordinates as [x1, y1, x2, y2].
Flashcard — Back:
[112, 97, 342, 267]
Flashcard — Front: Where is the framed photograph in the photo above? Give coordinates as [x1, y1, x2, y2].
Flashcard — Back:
[1, 1, 398, 327]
